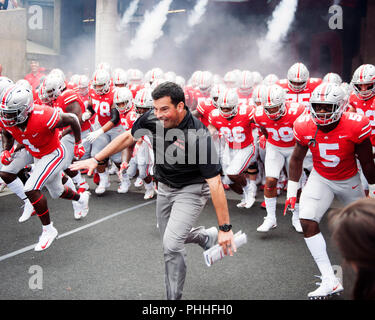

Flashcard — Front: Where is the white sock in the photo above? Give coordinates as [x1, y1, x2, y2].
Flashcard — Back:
[64, 176, 77, 191]
[43, 223, 53, 232]
[7, 178, 28, 203]
[264, 196, 277, 221]
[144, 181, 153, 190]
[99, 170, 109, 182]
[72, 172, 84, 185]
[292, 203, 300, 220]
[304, 233, 336, 279]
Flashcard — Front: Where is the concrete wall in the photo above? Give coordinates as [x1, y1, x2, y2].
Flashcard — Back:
[95, 0, 121, 69]
[0, 8, 27, 81]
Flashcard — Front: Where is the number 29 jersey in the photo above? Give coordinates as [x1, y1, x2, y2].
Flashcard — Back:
[208, 104, 254, 149]
[293, 112, 371, 180]
[253, 102, 305, 148]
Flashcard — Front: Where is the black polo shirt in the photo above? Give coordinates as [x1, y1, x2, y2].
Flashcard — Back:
[131, 107, 222, 188]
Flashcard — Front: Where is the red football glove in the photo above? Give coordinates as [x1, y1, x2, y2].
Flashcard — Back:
[74, 142, 86, 160]
[284, 180, 299, 216]
[283, 197, 297, 216]
[1, 150, 13, 165]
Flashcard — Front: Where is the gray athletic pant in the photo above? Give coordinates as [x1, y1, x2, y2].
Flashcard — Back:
[156, 182, 211, 300]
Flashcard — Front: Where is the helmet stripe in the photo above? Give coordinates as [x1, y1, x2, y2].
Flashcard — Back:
[1, 86, 14, 106]
[360, 66, 364, 81]
[297, 63, 300, 80]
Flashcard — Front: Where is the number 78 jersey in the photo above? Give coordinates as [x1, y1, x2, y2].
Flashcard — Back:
[293, 112, 371, 180]
[89, 87, 116, 127]
[208, 104, 254, 149]
[253, 102, 305, 148]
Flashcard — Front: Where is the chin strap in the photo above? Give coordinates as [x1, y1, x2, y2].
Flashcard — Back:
[308, 125, 320, 148]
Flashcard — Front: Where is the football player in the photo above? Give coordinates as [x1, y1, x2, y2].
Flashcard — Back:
[285, 83, 375, 299]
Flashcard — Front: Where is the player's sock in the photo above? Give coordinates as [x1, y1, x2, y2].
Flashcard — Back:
[264, 196, 277, 221]
[304, 233, 336, 279]
[7, 178, 28, 203]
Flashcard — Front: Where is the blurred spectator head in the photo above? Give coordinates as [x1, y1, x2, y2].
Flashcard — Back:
[328, 198, 375, 300]
[30, 60, 40, 73]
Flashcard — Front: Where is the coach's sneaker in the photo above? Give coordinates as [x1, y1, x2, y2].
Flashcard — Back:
[35, 223, 58, 251]
[19, 200, 36, 223]
[308, 276, 343, 300]
[134, 177, 144, 188]
[203, 227, 218, 250]
[257, 217, 277, 232]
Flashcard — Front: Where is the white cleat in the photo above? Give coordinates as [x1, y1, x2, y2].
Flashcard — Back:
[74, 191, 90, 219]
[108, 163, 118, 175]
[144, 188, 155, 200]
[292, 217, 303, 233]
[0, 182, 6, 192]
[77, 181, 90, 193]
[257, 217, 277, 232]
[244, 196, 256, 209]
[308, 276, 344, 300]
[19, 200, 36, 223]
[134, 177, 144, 188]
[95, 181, 110, 195]
[118, 179, 131, 194]
[34, 223, 58, 251]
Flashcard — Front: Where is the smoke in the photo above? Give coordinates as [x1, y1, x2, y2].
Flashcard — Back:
[174, 0, 209, 46]
[126, 0, 173, 61]
[117, 0, 140, 31]
[257, 0, 298, 62]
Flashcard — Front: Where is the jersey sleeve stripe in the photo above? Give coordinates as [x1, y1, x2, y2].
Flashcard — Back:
[358, 128, 371, 139]
[64, 96, 77, 104]
[47, 109, 60, 130]
[361, 122, 371, 131]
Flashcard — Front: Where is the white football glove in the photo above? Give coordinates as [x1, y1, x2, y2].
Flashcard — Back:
[82, 111, 92, 122]
[86, 128, 104, 144]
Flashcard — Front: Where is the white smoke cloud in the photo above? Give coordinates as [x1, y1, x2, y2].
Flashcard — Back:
[257, 0, 298, 62]
[117, 0, 140, 31]
[174, 0, 209, 46]
[126, 0, 173, 61]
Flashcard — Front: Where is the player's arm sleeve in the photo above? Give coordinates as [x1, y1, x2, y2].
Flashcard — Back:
[110, 107, 120, 126]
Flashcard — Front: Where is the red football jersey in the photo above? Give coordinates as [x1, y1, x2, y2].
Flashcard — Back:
[293, 112, 371, 180]
[53, 89, 91, 132]
[237, 89, 252, 108]
[89, 87, 117, 127]
[193, 89, 210, 109]
[253, 102, 305, 148]
[3, 105, 61, 158]
[184, 85, 196, 109]
[209, 104, 254, 149]
[196, 99, 215, 128]
[120, 109, 138, 131]
[277, 78, 322, 103]
[349, 93, 375, 144]
[128, 84, 144, 98]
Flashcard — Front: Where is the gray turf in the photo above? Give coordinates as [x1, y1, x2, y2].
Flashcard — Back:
[0, 175, 354, 300]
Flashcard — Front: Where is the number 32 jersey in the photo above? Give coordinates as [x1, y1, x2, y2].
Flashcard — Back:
[253, 102, 305, 148]
[293, 112, 371, 180]
[209, 105, 254, 149]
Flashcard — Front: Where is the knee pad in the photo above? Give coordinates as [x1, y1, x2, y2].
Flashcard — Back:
[247, 162, 259, 174]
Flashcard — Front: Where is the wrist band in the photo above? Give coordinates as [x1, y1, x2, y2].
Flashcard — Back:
[93, 156, 100, 164]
